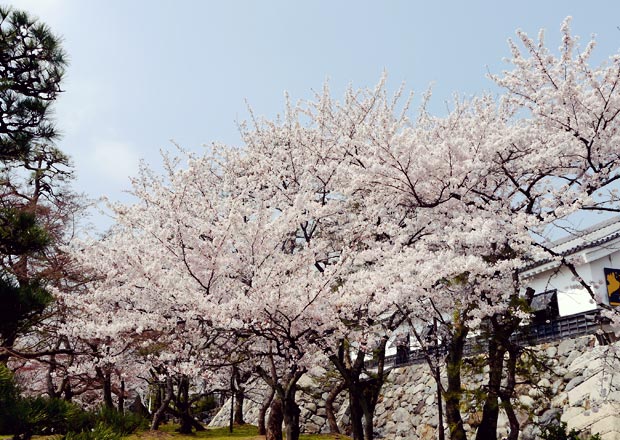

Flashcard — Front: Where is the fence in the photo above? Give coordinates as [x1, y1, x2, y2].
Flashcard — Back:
[369, 310, 605, 370]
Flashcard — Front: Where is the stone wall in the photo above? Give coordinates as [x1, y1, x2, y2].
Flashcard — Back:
[211, 335, 620, 439]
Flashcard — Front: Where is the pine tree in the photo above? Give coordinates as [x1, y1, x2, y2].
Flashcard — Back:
[0, 6, 70, 366]
[0, 5, 67, 161]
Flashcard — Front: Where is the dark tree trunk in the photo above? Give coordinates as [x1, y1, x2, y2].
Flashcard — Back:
[128, 394, 149, 417]
[255, 355, 305, 440]
[118, 379, 125, 414]
[151, 376, 173, 431]
[328, 334, 393, 440]
[362, 402, 375, 440]
[62, 381, 73, 401]
[278, 369, 305, 440]
[325, 381, 345, 434]
[282, 395, 301, 440]
[433, 318, 445, 440]
[258, 385, 275, 435]
[435, 361, 445, 440]
[501, 344, 520, 440]
[444, 323, 468, 440]
[349, 386, 364, 440]
[234, 388, 245, 425]
[475, 337, 504, 440]
[96, 367, 114, 409]
[360, 375, 383, 440]
[266, 397, 283, 440]
[0, 338, 16, 365]
[330, 341, 389, 440]
[153, 383, 162, 414]
[477, 286, 531, 440]
[407, 313, 446, 440]
[176, 375, 193, 434]
[231, 365, 249, 425]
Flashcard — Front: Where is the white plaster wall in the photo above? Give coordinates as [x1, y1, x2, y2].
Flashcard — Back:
[522, 242, 620, 316]
[584, 241, 620, 307]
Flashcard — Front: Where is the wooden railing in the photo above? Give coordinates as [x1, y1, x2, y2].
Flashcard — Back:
[367, 310, 605, 370]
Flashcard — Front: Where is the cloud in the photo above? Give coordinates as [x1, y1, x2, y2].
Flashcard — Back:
[72, 140, 140, 200]
[90, 140, 140, 183]
[10, 0, 73, 25]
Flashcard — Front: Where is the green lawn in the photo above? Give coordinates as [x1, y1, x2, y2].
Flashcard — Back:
[4, 424, 351, 440]
[125, 424, 351, 440]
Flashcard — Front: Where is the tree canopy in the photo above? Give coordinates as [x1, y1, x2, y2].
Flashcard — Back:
[0, 5, 66, 161]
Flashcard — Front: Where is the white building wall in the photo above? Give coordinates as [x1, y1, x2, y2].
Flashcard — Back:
[523, 236, 620, 316]
[385, 223, 620, 356]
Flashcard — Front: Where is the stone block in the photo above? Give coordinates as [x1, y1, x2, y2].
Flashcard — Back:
[563, 403, 616, 432]
[568, 371, 620, 404]
[547, 346, 558, 358]
[551, 391, 569, 408]
[558, 339, 577, 357]
[568, 350, 603, 375]
[519, 395, 535, 408]
[565, 375, 586, 393]
[392, 406, 409, 423]
[592, 415, 620, 436]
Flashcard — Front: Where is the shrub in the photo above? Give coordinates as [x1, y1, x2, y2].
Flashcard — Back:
[0, 364, 21, 434]
[540, 421, 601, 440]
[27, 397, 93, 435]
[63, 422, 121, 440]
[0, 365, 144, 439]
[95, 406, 148, 436]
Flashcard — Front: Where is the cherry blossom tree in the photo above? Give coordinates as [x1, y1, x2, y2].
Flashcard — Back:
[345, 19, 620, 440]
[61, 18, 620, 440]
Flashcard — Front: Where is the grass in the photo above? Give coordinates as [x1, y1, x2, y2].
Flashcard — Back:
[5, 424, 352, 440]
[124, 424, 351, 440]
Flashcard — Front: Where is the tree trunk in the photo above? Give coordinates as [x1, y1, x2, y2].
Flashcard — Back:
[360, 375, 383, 440]
[255, 354, 304, 440]
[231, 365, 248, 425]
[151, 376, 173, 431]
[435, 361, 445, 440]
[362, 402, 375, 440]
[348, 386, 364, 440]
[118, 379, 125, 414]
[477, 291, 527, 440]
[0, 339, 16, 365]
[345, 367, 385, 439]
[329, 341, 389, 440]
[234, 388, 245, 425]
[475, 337, 504, 440]
[258, 385, 275, 435]
[279, 370, 304, 440]
[62, 381, 73, 401]
[444, 324, 467, 440]
[266, 397, 283, 440]
[282, 395, 301, 440]
[96, 367, 114, 409]
[177, 375, 193, 434]
[325, 381, 345, 434]
[192, 417, 206, 431]
[434, 318, 445, 440]
[501, 344, 520, 440]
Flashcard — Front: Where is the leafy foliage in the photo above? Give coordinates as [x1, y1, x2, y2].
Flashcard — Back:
[0, 5, 67, 160]
[0, 208, 49, 255]
[0, 276, 53, 346]
[94, 406, 149, 436]
[63, 422, 121, 440]
[0, 366, 144, 439]
[0, 364, 21, 434]
[540, 421, 601, 440]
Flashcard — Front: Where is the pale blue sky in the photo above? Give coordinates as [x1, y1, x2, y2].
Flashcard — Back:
[9, 0, 620, 229]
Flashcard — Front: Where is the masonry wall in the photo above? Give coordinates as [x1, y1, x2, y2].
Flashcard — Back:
[211, 334, 620, 439]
